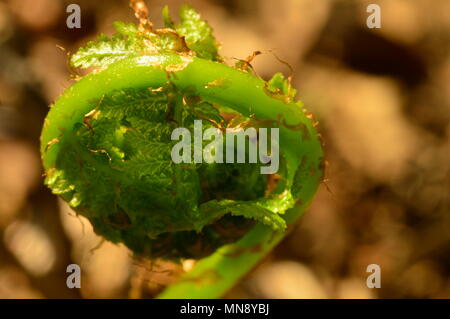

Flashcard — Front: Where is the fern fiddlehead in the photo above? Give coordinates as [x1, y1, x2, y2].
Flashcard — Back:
[40, 3, 324, 298]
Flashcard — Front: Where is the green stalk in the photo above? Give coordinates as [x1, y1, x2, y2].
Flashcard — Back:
[158, 202, 313, 299]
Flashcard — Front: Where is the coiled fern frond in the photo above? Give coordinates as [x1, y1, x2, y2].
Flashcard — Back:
[40, 2, 324, 298]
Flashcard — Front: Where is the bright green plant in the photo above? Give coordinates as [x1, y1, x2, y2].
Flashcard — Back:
[40, 2, 324, 298]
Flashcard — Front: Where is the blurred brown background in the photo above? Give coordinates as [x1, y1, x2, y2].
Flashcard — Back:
[0, 0, 449, 298]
